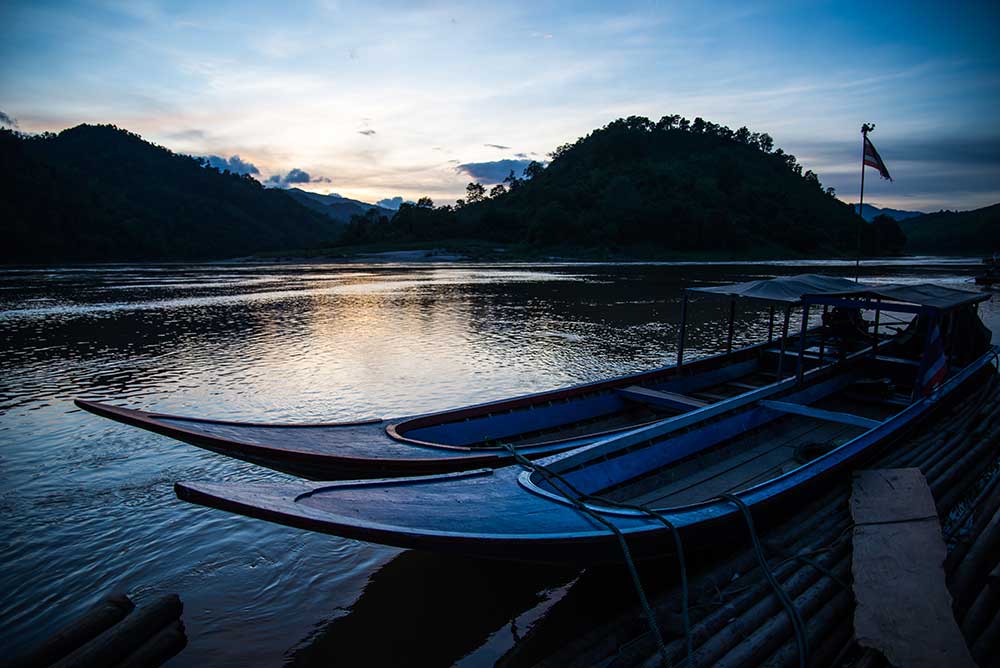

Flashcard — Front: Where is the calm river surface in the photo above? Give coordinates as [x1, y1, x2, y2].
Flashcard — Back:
[1, 259, 996, 666]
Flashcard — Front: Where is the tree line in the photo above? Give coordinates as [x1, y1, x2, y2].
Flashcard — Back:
[338, 114, 898, 256]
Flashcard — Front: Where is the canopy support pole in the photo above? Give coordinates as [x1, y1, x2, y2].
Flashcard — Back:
[676, 293, 688, 368]
[872, 299, 881, 356]
[818, 305, 828, 364]
[911, 312, 939, 401]
[768, 305, 775, 343]
[797, 303, 810, 384]
[777, 305, 791, 378]
[726, 298, 736, 354]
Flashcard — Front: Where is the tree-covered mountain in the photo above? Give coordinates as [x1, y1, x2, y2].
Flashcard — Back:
[852, 203, 924, 222]
[284, 188, 393, 223]
[349, 115, 873, 256]
[0, 125, 342, 263]
[901, 203, 1000, 255]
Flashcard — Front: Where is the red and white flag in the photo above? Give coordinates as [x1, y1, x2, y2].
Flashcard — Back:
[863, 136, 892, 181]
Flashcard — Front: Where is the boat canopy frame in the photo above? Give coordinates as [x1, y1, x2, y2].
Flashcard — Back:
[677, 274, 990, 398]
[677, 274, 876, 369]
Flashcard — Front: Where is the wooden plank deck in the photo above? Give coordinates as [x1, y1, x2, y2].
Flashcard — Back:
[609, 415, 866, 507]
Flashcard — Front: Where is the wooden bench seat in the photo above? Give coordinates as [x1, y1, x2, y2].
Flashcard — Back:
[617, 386, 709, 411]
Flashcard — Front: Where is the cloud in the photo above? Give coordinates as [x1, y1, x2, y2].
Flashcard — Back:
[456, 159, 535, 183]
[376, 196, 409, 210]
[358, 129, 376, 136]
[0, 110, 18, 128]
[285, 168, 312, 183]
[202, 154, 260, 175]
[484, 143, 510, 149]
[265, 168, 332, 187]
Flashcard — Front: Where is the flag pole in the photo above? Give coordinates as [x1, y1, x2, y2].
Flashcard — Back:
[856, 123, 873, 282]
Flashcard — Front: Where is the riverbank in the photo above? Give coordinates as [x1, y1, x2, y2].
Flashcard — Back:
[245, 238, 901, 264]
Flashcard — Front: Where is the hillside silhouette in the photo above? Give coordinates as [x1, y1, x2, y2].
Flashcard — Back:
[2, 117, 902, 263]
[0, 125, 341, 263]
[902, 203, 1000, 255]
[356, 115, 871, 256]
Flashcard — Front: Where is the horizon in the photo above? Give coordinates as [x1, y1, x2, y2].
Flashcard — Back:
[2, 1, 998, 211]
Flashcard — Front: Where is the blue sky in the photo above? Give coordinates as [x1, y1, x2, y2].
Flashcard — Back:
[1, 0, 998, 210]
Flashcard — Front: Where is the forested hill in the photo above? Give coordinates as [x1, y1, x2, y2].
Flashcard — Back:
[354, 115, 871, 256]
[901, 203, 1000, 255]
[0, 125, 341, 263]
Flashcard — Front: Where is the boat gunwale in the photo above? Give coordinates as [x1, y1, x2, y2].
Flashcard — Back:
[78, 332, 797, 460]
[384, 332, 805, 450]
[517, 344, 1000, 522]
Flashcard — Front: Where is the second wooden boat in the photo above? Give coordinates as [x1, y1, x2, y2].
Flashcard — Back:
[78, 274, 867, 479]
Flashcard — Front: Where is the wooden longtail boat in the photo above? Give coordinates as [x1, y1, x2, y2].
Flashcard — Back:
[176, 281, 997, 563]
[78, 274, 868, 480]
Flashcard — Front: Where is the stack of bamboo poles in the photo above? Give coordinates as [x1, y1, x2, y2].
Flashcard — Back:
[8, 593, 186, 668]
[504, 370, 1000, 668]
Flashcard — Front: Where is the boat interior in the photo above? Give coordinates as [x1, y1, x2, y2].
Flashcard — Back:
[530, 350, 943, 510]
[602, 382, 904, 508]
[393, 329, 898, 450]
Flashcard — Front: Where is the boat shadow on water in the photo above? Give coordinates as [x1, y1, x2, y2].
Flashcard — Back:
[282, 550, 576, 668]
[283, 541, 748, 668]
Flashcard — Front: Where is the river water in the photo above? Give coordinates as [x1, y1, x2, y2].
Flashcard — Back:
[1, 259, 995, 666]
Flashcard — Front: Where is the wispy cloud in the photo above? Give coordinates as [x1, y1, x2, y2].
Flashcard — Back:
[266, 168, 331, 187]
[0, 110, 18, 128]
[376, 196, 409, 210]
[201, 154, 259, 175]
[456, 159, 534, 183]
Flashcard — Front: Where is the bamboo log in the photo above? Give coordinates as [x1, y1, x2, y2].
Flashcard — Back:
[611, 513, 851, 668]
[761, 589, 853, 668]
[950, 506, 1000, 614]
[959, 555, 1000, 641]
[946, 471, 1000, 575]
[51, 594, 182, 668]
[969, 605, 1000, 667]
[712, 560, 849, 668]
[945, 466, 1000, 542]
[112, 620, 187, 668]
[5, 594, 135, 668]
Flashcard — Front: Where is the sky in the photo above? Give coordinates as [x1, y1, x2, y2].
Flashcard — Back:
[1, 0, 998, 211]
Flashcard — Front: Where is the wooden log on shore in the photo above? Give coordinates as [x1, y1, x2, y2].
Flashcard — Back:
[960, 555, 1000, 642]
[949, 506, 1000, 613]
[945, 470, 1000, 575]
[5, 594, 135, 668]
[762, 589, 853, 668]
[51, 594, 183, 668]
[969, 607, 1000, 668]
[711, 560, 850, 668]
[113, 620, 187, 668]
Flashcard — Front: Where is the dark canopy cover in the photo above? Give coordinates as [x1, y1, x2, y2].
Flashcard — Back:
[688, 274, 863, 304]
[816, 283, 989, 311]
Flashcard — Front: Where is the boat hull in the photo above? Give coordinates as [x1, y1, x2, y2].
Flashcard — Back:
[174, 347, 1000, 563]
[77, 335, 785, 479]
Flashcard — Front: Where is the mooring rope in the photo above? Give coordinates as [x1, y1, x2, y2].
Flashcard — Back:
[501, 444, 817, 668]
[720, 493, 809, 668]
[501, 444, 675, 667]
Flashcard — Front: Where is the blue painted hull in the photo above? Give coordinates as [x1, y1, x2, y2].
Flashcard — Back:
[77, 333, 797, 479]
[175, 346, 1000, 563]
